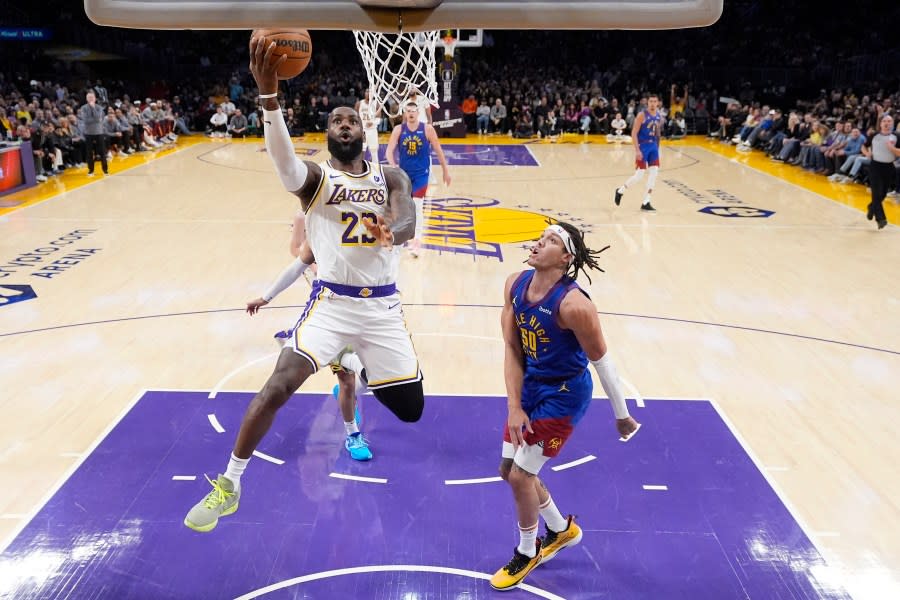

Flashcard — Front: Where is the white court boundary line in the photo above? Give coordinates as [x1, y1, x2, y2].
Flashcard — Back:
[444, 476, 503, 485]
[207, 414, 225, 433]
[708, 399, 844, 577]
[233, 564, 564, 600]
[523, 144, 542, 167]
[552, 454, 597, 472]
[252, 451, 285, 466]
[329, 473, 387, 484]
[209, 351, 279, 399]
[0, 387, 148, 553]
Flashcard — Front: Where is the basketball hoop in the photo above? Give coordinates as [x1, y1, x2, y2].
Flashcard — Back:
[353, 30, 440, 119]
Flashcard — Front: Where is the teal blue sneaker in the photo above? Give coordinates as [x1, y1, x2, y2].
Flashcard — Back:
[345, 432, 373, 461]
[333, 384, 362, 424]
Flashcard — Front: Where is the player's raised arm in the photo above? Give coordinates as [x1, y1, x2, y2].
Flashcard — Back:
[249, 36, 321, 207]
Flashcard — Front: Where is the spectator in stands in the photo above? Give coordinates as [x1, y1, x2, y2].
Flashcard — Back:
[208, 105, 228, 137]
[462, 93, 477, 132]
[490, 97, 507, 134]
[228, 108, 248, 138]
[476, 99, 490, 134]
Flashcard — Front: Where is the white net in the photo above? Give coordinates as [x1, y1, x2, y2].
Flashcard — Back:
[353, 30, 439, 120]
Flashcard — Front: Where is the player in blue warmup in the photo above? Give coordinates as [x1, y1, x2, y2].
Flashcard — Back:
[614, 93, 663, 211]
[490, 221, 641, 591]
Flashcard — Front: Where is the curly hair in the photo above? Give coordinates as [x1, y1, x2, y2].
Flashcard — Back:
[552, 220, 610, 284]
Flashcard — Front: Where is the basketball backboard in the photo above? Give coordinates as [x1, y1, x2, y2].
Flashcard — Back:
[84, 0, 724, 32]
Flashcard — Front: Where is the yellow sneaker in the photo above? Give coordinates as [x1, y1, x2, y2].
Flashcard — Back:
[183, 474, 240, 533]
[540, 515, 582, 563]
[489, 540, 542, 591]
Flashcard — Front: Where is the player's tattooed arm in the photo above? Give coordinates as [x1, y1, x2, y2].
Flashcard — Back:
[382, 166, 415, 245]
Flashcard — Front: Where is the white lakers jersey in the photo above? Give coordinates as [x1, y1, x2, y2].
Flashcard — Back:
[306, 160, 398, 287]
[358, 99, 378, 130]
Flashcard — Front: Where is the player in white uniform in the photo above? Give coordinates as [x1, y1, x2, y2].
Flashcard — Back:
[356, 88, 381, 162]
[185, 37, 421, 533]
[407, 86, 432, 126]
[245, 239, 373, 462]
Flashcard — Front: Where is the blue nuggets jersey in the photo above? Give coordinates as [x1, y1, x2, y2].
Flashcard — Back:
[398, 122, 431, 181]
[637, 110, 662, 146]
[510, 270, 588, 381]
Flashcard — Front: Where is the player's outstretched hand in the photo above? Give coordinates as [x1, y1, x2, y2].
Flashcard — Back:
[246, 297, 269, 315]
[362, 215, 394, 248]
[248, 36, 285, 95]
[617, 416, 641, 442]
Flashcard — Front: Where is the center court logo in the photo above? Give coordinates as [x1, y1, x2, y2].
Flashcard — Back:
[421, 197, 555, 261]
[0, 284, 37, 307]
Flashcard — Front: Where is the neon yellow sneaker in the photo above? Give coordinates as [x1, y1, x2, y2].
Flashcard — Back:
[540, 515, 583, 562]
[489, 540, 542, 591]
[183, 474, 240, 533]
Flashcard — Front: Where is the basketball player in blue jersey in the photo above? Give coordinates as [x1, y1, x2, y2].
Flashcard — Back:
[184, 37, 423, 533]
[385, 101, 451, 257]
[614, 93, 664, 211]
[490, 221, 641, 591]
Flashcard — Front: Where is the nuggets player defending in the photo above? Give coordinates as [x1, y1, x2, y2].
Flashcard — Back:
[386, 101, 451, 256]
[184, 37, 423, 533]
[614, 93, 663, 212]
[490, 222, 641, 591]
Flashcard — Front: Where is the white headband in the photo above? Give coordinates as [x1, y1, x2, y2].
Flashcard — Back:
[545, 224, 576, 258]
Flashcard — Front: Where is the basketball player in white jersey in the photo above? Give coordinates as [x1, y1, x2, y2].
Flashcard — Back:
[407, 86, 432, 125]
[185, 37, 422, 533]
[245, 239, 373, 462]
[356, 88, 381, 162]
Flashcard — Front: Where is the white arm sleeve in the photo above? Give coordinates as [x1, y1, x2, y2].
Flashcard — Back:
[590, 354, 630, 419]
[263, 108, 308, 192]
[262, 256, 311, 302]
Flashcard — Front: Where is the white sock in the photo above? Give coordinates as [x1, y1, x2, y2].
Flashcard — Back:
[616, 185, 625, 194]
[224, 453, 250, 491]
[344, 420, 360, 436]
[539, 496, 568, 532]
[517, 522, 539, 557]
[642, 195, 652, 206]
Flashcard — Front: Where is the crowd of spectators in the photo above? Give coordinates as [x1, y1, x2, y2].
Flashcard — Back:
[1, 0, 898, 191]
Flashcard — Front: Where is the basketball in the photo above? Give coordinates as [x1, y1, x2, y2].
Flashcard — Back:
[251, 29, 312, 80]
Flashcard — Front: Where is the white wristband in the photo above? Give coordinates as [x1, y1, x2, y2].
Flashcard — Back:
[590, 354, 630, 420]
[258, 92, 278, 99]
